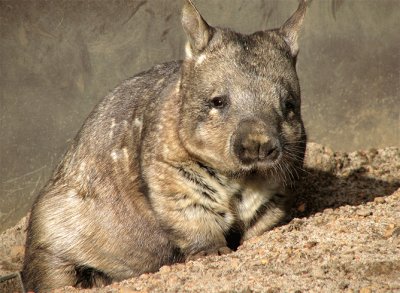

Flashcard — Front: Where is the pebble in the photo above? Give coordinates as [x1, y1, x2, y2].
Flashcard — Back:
[304, 241, 318, 249]
[383, 224, 396, 238]
[10, 245, 25, 260]
[338, 281, 349, 290]
[297, 203, 306, 212]
[359, 287, 372, 293]
[356, 209, 373, 217]
[373, 197, 386, 204]
[159, 265, 171, 273]
[392, 227, 400, 238]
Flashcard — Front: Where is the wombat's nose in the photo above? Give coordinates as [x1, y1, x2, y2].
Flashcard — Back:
[258, 139, 280, 161]
[233, 121, 281, 165]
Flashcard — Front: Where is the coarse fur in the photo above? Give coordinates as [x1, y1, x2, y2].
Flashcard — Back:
[22, 0, 309, 291]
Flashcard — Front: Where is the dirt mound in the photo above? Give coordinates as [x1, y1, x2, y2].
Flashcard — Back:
[1, 143, 399, 292]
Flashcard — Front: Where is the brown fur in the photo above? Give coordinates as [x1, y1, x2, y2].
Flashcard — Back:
[22, 0, 309, 291]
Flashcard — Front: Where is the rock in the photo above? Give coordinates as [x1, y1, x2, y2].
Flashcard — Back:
[304, 143, 336, 173]
[356, 209, 373, 217]
[373, 197, 386, 204]
[384, 224, 399, 238]
[297, 202, 306, 212]
[10, 246, 24, 261]
[303, 241, 318, 249]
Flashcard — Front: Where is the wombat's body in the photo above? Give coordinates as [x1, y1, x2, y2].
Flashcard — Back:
[23, 0, 309, 290]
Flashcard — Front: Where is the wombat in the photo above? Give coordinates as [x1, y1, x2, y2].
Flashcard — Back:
[22, 0, 308, 290]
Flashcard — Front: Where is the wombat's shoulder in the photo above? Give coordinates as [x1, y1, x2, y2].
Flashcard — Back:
[69, 61, 182, 147]
[91, 60, 182, 122]
[57, 60, 182, 178]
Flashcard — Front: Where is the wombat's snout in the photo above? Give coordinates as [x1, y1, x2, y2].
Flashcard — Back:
[233, 120, 281, 165]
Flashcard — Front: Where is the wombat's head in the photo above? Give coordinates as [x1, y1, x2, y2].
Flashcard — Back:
[178, 0, 308, 180]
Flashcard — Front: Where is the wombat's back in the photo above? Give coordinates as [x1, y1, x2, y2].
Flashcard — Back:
[22, 61, 183, 291]
[69, 61, 182, 160]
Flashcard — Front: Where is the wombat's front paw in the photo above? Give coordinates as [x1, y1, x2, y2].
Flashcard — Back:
[186, 246, 232, 261]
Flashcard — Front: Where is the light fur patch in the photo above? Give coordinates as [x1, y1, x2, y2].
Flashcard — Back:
[237, 179, 278, 224]
[133, 118, 142, 127]
[79, 162, 86, 171]
[110, 150, 119, 162]
[243, 207, 285, 240]
[133, 117, 143, 138]
[122, 120, 129, 130]
[185, 42, 193, 59]
[247, 133, 269, 144]
[156, 78, 165, 87]
[282, 122, 295, 137]
[195, 53, 206, 65]
[209, 108, 219, 116]
[109, 118, 116, 139]
[66, 190, 77, 198]
[122, 147, 130, 172]
[237, 189, 267, 222]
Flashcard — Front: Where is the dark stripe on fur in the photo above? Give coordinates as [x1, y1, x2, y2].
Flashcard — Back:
[248, 200, 274, 228]
[224, 221, 244, 251]
[178, 167, 217, 202]
[74, 266, 112, 288]
[196, 161, 226, 187]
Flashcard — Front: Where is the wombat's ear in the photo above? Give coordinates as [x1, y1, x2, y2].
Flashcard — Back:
[279, 0, 309, 57]
[182, 0, 213, 57]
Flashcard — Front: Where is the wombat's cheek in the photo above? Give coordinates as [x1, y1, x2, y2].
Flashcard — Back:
[182, 124, 238, 171]
[281, 120, 303, 142]
[280, 120, 306, 161]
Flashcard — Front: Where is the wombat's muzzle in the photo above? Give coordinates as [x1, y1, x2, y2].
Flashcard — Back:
[233, 120, 281, 165]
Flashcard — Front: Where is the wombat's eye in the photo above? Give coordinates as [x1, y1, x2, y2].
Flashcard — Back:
[210, 96, 228, 109]
[284, 99, 296, 113]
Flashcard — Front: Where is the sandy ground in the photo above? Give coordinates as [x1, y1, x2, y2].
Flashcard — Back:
[1, 143, 399, 292]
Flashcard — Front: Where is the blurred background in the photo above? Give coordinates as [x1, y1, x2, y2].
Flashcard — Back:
[0, 0, 399, 232]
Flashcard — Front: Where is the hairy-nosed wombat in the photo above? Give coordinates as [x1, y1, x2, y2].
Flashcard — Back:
[22, 0, 309, 290]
